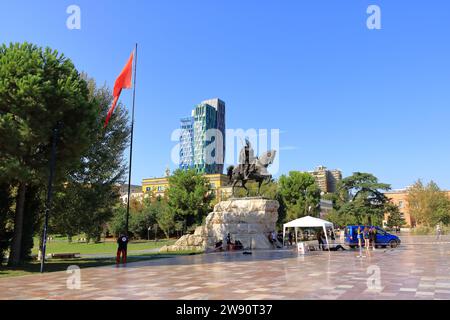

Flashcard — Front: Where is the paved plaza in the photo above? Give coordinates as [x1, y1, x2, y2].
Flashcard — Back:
[1, 235, 450, 300]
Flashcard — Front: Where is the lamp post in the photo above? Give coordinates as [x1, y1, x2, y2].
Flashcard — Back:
[154, 224, 158, 241]
[147, 226, 151, 241]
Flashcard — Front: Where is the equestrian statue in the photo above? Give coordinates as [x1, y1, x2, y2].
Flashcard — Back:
[227, 138, 277, 197]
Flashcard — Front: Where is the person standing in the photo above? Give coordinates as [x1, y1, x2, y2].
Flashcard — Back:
[226, 233, 233, 250]
[369, 226, 376, 250]
[436, 224, 442, 241]
[116, 233, 129, 265]
[357, 226, 363, 248]
[271, 230, 277, 243]
[288, 231, 293, 246]
[363, 226, 370, 249]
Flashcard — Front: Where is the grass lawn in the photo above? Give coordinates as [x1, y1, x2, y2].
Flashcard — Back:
[31, 237, 176, 255]
[0, 237, 200, 279]
[0, 251, 203, 279]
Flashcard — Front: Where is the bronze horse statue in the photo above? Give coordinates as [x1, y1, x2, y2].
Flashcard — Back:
[227, 150, 276, 197]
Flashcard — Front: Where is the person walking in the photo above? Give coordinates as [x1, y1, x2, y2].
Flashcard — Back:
[116, 233, 129, 266]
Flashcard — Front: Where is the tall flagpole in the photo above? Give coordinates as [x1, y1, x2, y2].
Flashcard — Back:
[40, 122, 61, 273]
[125, 43, 138, 235]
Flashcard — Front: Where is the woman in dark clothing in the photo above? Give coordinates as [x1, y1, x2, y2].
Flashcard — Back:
[317, 230, 324, 250]
[369, 226, 377, 250]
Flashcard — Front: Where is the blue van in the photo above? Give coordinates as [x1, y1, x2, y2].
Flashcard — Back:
[344, 225, 401, 248]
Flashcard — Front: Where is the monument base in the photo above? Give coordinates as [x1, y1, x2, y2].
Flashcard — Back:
[160, 198, 279, 252]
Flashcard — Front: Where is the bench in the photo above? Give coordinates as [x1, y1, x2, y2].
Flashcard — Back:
[51, 253, 80, 259]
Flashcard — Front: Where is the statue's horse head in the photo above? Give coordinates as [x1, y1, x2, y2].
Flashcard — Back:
[257, 150, 277, 168]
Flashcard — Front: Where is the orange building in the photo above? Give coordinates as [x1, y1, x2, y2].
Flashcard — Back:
[383, 189, 450, 228]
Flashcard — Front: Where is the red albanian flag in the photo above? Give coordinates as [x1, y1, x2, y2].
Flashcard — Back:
[104, 51, 134, 128]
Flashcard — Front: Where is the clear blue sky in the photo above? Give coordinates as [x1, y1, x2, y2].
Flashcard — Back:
[2, 0, 450, 189]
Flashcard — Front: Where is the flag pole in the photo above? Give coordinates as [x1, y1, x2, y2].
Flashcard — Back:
[125, 43, 138, 235]
[40, 121, 61, 273]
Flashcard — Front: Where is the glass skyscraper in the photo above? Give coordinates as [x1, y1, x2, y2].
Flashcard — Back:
[179, 98, 226, 174]
[179, 117, 194, 171]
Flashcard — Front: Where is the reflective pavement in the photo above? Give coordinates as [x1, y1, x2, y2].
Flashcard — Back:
[1, 234, 450, 300]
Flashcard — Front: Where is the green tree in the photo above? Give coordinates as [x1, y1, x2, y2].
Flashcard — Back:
[386, 203, 406, 229]
[130, 197, 158, 239]
[109, 205, 128, 238]
[334, 172, 392, 225]
[0, 183, 13, 264]
[325, 210, 358, 227]
[0, 43, 98, 265]
[51, 77, 130, 243]
[278, 171, 321, 221]
[407, 180, 450, 226]
[167, 169, 214, 230]
[154, 200, 175, 239]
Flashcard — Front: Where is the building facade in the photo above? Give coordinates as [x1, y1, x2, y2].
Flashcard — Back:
[179, 98, 225, 174]
[142, 174, 230, 201]
[179, 117, 194, 170]
[308, 166, 342, 194]
[383, 189, 450, 228]
[119, 184, 143, 204]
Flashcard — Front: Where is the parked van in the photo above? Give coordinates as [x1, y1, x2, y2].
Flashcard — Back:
[344, 225, 400, 248]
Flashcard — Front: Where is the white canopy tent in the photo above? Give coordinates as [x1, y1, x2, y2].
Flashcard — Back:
[282, 216, 335, 251]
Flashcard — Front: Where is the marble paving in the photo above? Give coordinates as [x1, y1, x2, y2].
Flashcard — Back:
[1, 235, 450, 300]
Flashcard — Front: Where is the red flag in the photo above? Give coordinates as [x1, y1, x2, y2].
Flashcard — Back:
[104, 51, 134, 128]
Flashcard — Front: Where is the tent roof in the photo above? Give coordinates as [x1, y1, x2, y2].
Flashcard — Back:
[283, 216, 334, 228]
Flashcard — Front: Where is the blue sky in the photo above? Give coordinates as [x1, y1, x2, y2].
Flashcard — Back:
[1, 0, 450, 189]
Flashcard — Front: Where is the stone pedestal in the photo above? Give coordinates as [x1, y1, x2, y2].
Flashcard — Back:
[160, 198, 279, 252]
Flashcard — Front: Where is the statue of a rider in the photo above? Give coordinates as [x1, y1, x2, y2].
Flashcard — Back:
[239, 137, 255, 180]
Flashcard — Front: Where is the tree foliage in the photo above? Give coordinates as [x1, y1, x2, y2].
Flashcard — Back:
[51, 76, 130, 242]
[167, 169, 214, 229]
[154, 199, 175, 239]
[278, 171, 321, 221]
[329, 172, 392, 226]
[0, 42, 98, 264]
[386, 203, 406, 229]
[407, 180, 450, 227]
[0, 183, 13, 264]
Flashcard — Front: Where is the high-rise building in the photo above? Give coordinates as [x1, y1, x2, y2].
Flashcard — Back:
[308, 166, 342, 194]
[179, 117, 194, 170]
[202, 98, 225, 174]
[179, 98, 226, 174]
[328, 169, 342, 193]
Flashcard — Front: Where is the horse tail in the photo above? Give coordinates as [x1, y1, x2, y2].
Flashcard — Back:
[227, 165, 234, 182]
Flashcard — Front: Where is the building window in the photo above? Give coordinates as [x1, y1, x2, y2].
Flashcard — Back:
[398, 201, 404, 209]
[146, 187, 151, 192]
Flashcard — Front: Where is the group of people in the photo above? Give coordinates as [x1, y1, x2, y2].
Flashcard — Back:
[214, 233, 244, 251]
[356, 226, 377, 250]
[268, 230, 281, 248]
[316, 230, 346, 251]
